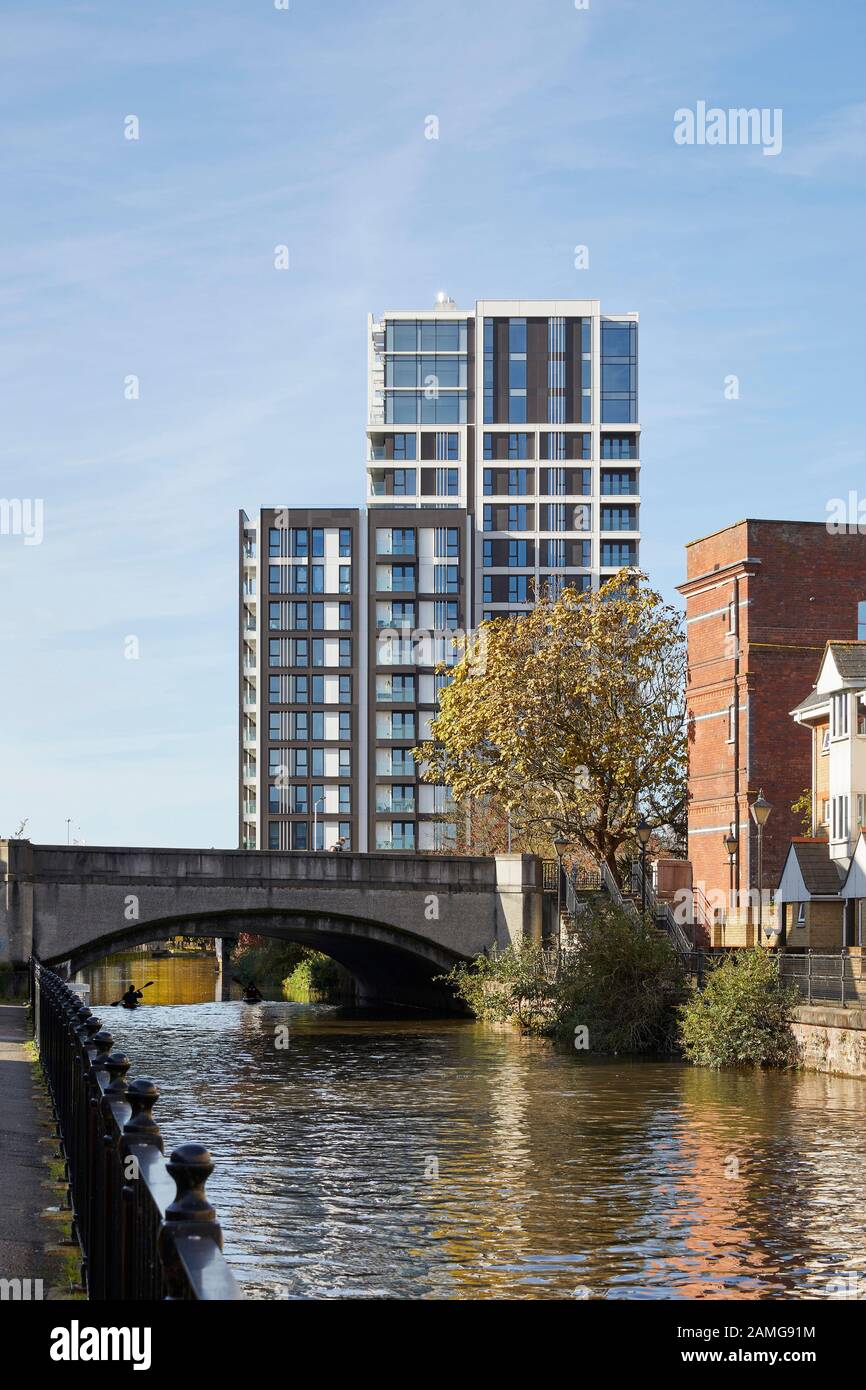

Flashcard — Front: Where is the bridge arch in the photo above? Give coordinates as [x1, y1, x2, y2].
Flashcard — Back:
[1, 841, 546, 1009]
[47, 907, 471, 1011]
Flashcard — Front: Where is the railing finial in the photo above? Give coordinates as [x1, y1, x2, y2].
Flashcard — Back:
[123, 1077, 163, 1151]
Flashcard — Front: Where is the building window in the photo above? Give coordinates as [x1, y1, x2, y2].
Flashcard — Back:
[859, 600, 866, 640]
[600, 321, 637, 424]
[600, 435, 636, 460]
[601, 506, 637, 531]
[601, 541, 637, 567]
[393, 433, 417, 460]
[339, 602, 352, 630]
[436, 467, 459, 496]
[393, 468, 416, 496]
[832, 693, 849, 739]
[797, 902, 806, 924]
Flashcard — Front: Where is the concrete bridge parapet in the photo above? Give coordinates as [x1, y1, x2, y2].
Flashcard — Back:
[0, 842, 546, 1008]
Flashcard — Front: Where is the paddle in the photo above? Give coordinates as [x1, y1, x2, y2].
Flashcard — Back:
[109, 981, 155, 1007]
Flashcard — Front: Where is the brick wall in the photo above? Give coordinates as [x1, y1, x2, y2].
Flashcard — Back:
[679, 520, 866, 926]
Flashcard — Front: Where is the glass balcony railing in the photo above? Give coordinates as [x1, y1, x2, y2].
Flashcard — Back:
[375, 799, 415, 814]
[376, 836, 416, 851]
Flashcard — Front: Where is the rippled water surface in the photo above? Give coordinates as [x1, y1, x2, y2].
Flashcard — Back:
[82, 964, 866, 1300]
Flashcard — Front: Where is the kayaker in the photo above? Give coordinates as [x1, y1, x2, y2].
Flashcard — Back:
[242, 982, 263, 1003]
[121, 983, 142, 1008]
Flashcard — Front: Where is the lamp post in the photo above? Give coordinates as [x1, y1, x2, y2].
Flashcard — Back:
[313, 795, 325, 852]
[723, 827, 737, 919]
[636, 817, 652, 919]
[553, 834, 569, 964]
[750, 790, 772, 938]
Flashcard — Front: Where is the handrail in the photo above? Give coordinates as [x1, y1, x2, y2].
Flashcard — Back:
[778, 950, 865, 1008]
[600, 859, 640, 923]
[30, 960, 243, 1301]
[630, 860, 693, 955]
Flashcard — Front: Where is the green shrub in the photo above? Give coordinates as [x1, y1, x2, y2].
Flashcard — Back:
[283, 951, 340, 1000]
[445, 941, 555, 1031]
[446, 902, 686, 1053]
[678, 948, 799, 1069]
[555, 903, 687, 1054]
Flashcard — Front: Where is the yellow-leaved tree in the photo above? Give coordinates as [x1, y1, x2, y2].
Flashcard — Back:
[417, 572, 687, 885]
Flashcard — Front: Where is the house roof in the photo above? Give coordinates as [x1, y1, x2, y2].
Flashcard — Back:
[828, 642, 866, 682]
[791, 688, 829, 717]
[789, 839, 846, 895]
[790, 640, 866, 719]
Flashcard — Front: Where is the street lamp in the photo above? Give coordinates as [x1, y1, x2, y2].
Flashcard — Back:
[750, 790, 772, 938]
[723, 827, 737, 917]
[313, 795, 325, 852]
[636, 817, 652, 918]
[553, 834, 569, 963]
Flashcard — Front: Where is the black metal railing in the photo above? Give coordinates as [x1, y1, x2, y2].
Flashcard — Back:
[778, 951, 866, 1007]
[542, 860, 603, 894]
[30, 960, 242, 1301]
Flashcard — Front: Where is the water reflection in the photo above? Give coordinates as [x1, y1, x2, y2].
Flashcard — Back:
[79, 961, 866, 1300]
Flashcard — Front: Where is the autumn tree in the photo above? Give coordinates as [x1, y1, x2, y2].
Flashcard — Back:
[417, 572, 687, 885]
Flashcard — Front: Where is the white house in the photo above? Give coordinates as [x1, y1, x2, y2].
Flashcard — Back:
[777, 641, 866, 948]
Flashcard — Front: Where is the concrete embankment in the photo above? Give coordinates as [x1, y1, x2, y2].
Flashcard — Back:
[792, 1004, 866, 1078]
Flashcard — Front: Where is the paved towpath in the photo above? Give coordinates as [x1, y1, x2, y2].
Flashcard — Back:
[0, 1004, 49, 1282]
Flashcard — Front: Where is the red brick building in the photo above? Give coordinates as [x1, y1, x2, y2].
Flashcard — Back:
[678, 519, 866, 944]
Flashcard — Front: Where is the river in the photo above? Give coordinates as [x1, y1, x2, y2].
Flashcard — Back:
[77, 958, 866, 1300]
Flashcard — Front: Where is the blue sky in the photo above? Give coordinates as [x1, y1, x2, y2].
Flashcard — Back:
[1, 0, 864, 848]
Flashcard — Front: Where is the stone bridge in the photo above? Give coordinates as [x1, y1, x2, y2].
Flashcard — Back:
[0, 842, 547, 1009]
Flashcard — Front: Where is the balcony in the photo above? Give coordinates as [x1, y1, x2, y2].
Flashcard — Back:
[376, 796, 416, 814]
[376, 571, 416, 594]
[376, 833, 416, 852]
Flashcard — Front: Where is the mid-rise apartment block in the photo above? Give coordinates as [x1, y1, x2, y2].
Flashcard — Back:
[241, 297, 640, 854]
[678, 519, 866, 943]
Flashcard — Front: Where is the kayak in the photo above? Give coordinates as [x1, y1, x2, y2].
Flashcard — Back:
[241, 996, 262, 1005]
[121, 1001, 139, 1010]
